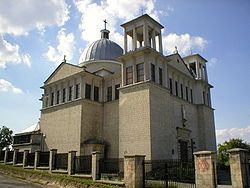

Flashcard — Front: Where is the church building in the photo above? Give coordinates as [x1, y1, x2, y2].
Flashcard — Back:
[15, 14, 216, 161]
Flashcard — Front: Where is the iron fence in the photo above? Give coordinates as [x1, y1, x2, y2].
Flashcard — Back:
[7, 151, 14, 162]
[54, 153, 68, 170]
[0, 151, 5, 161]
[243, 159, 250, 188]
[143, 160, 196, 188]
[27, 152, 35, 166]
[16, 152, 24, 164]
[74, 155, 92, 174]
[39, 151, 50, 167]
[99, 158, 124, 180]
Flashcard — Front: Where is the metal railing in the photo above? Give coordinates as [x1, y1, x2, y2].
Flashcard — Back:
[99, 158, 124, 179]
[16, 152, 24, 164]
[27, 152, 35, 166]
[39, 151, 50, 167]
[7, 151, 14, 162]
[0, 151, 5, 161]
[54, 153, 68, 170]
[74, 155, 92, 174]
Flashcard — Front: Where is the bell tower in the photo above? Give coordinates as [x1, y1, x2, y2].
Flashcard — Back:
[121, 14, 164, 54]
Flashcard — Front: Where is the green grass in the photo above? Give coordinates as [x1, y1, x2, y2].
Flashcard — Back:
[0, 163, 121, 188]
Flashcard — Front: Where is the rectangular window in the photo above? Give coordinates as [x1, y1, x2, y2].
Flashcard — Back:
[169, 78, 172, 94]
[180, 84, 183, 99]
[94, 86, 99, 102]
[175, 81, 178, 96]
[136, 63, 144, 82]
[50, 92, 54, 106]
[186, 86, 189, 101]
[159, 68, 162, 85]
[68, 86, 72, 101]
[207, 93, 210, 106]
[56, 90, 60, 104]
[107, 86, 112, 101]
[203, 91, 206, 104]
[151, 64, 155, 82]
[191, 89, 193, 103]
[75, 84, 80, 99]
[85, 84, 91, 99]
[126, 66, 133, 85]
[62, 88, 66, 102]
[115, 84, 120, 100]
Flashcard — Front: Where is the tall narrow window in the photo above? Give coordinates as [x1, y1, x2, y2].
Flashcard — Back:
[175, 81, 178, 96]
[151, 64, 155, 82]
[159, 68, 162, 85]
[136, 63, 144, 82]
[203, 91, 206, 104]
[68, 86, 72, 101]
[186, 86, 189, 101]
[115, 84, 120, 100]
[51, 92, 54, 106]
[107, 86, 112, 101]
[75, 84, 80, 99]
[62, 88, 66, 102]
[85, 84, 91, 99]
[180, 84, 183, 99]
[126, 66, 133, 85]
[169, 78, 173, 94]
[94, 86, 99, 102]
[56, 90, 60, 104]
[191, 89, 193, 103]
[207, 93, 210, 106]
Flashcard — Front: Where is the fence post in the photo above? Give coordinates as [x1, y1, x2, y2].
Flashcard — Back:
[194, 151, 217, 188]
[4, 149, 9, 164]
[23, 150, 29, 167]
[49, 149, 57, 173]
[68, 151, 77, 175]
[34, 150, 40, 169]
[124, 155, 145, 188]
[92, 151, 101, 180]
[228, 148, 249, 188]
[13, 149, 18, 165]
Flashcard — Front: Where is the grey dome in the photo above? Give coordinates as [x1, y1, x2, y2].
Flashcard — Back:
[79, 29, 123, 64]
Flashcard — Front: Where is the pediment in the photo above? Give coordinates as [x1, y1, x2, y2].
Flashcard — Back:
[44, 63, 83, 85]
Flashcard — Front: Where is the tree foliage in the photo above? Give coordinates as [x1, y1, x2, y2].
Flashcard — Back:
[218, 138, 250, 166]
[0, 126, 13, 149]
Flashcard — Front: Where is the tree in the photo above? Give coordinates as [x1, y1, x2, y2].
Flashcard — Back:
[0, 126, 13, 150]
[218, 138, 250, 166]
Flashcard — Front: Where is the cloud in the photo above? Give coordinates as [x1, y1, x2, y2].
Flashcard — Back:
[74, 0, 162, 46]
[207, 57, 219, 67]
[0, 34, 31, 69]
[44, 28, 75, 65]
[0, 0, 69, 35]
[216, 126, 250, 144]
[0, 79, 22, 94]
[163, 33, 207, 56]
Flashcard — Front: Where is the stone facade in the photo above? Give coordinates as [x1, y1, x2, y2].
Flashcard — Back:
[23, 14, 216, 161]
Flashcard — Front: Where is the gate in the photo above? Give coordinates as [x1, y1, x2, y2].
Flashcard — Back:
[27, 152, 35, 166]
[54, 153, 68, 170]
[74, 155, 92, 174]
[39, 151, 50, 167]
[143, 160, 195, 188]
[217, 163, 231, 185]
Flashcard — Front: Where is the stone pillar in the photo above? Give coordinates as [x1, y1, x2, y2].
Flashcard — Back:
[228, 148, 249, 188]
[194, 151, 217, 188]
[124, 155, 145, 188]
[3, 149, 9, 164]
[23, 150, 29, 167]
[132, 27, 137, 51]
[13, 149, 18, 165]
[68, 151, 77, 175]
[158, 32, 163, 53]
[124, 31, 127, 53]
[34, 150, 40, 169]
[92, 151, 102, 180]
[49, 149, 57, 172]
[152, 29, 156, 49]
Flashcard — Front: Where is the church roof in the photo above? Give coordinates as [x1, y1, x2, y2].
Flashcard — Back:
[79, 28, 123, 65]
[16, 122, 40, 135]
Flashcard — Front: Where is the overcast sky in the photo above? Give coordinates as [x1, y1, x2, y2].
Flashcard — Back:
[0, 0, 249, 144]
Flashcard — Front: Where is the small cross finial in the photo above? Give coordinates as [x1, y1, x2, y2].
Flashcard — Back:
[174, 46, 178, 54]
[104, 19, 107, 30]
[63, 55, 66, 63]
